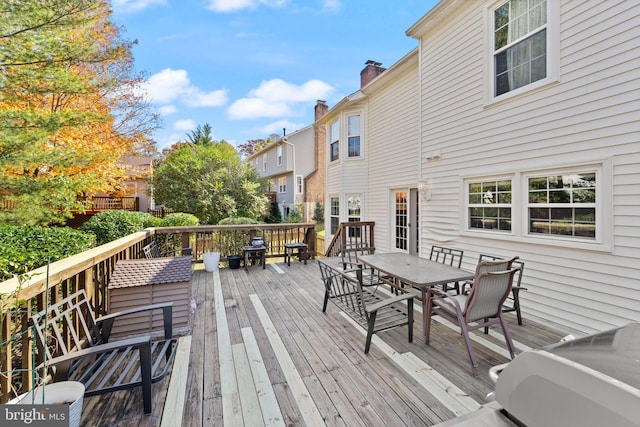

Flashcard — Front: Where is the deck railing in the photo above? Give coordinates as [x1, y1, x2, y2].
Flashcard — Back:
[0, 222, 316, 402]
[325, 221, 375, 257]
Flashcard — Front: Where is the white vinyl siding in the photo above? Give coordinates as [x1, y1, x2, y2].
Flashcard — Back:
[414, 0, 639, 334]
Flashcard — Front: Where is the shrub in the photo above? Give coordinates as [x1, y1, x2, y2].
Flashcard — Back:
[312, 202, 324, 222]
[0, 226, 95, 281]
[285, 208, 303, 223]
[161, 213, 200, 227]
[79, 210, 155, 245]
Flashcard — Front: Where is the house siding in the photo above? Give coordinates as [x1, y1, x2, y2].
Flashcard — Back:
[414, 0, 640, 334]
[366, 57, 420, 253]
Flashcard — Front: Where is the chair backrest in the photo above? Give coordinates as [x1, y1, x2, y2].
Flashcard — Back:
[464, 266, 519, 322]
[142, 241, 162, 259]
[478, 254, 524, 288]
[319, 261, 366, 317]
[340, 242, 373, 265]
[429, 246, 463, 268]
[30, 290, 100, 362]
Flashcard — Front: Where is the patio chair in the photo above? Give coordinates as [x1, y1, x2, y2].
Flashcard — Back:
[478, 254, 526, 330]
[29, 290, 178, 414]
[429, 245, 464, 293]
[142, 240, 192, 259]
[425, 257, 519, 377]
[339, 242, 384, 287]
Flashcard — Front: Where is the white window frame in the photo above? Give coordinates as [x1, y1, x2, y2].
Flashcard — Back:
[462, 162, 611, 251]
[347, 114, 361, 158]
[329, 121, 339, 162]
[484, 0, 559, 104]
[330, 196, 340, 235]
[296, 175, 303, 194]
[277, 146, 282, 166]
[466, 177, 514, 233]
[278, 177, 287, 193]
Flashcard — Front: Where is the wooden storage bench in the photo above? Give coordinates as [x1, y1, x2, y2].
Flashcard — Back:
[318, 259, 418, 353]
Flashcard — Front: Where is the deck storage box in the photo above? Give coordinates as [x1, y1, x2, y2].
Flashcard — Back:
[108, 256, 192, 338]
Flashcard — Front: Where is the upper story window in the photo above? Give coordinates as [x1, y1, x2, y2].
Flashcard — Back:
[330, 121, 339, 162]
[277, 146, 282, 166]
[528, 172, 596, 239]
[468, 180, 513, 231]
[347, 115, 361, 158]
[494, 0, 547, 96]
[262, 154, 267, 171]
[296, 175, 303, 194]
[278, 177, 287, 193]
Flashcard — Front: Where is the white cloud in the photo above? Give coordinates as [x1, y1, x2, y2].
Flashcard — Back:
[173, 119, 197, 131]
[228, 78, 333, 120]
[322, 0, 342, 12]
[207, 0, 290, 12]
[158, 105, 177, 115]
[143, 68, 228, 108]
[112, 0, 166, 13]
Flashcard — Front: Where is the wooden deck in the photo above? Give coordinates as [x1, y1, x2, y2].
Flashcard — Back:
[80, 258, 568, 426]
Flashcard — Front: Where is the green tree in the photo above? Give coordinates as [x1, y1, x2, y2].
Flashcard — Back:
[153, 141, 269, 224]
[0, 0, 159, 226]
[186, 123, 215, 146]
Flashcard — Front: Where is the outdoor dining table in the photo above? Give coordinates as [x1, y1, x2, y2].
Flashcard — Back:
[358, 252, 474, 343]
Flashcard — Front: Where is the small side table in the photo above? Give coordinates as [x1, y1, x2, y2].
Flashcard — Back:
[243, 245, 266, 272]
[284, 243, 308, 267]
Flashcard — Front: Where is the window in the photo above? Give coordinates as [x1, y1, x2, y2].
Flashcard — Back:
[468, 180, 513, 231]
[347, 115, 361, 157]
[278, 177, 287, 193]
[330, 121, 339, 161]
[296, 175, 303, 194]
[262, 154, 267, 171]
[528, 172, 596, 239]
[277, 146, 282, 166]
[347, 194, 362, 237]
[494, 0, 547, 96]
[330, 196, 339, 234]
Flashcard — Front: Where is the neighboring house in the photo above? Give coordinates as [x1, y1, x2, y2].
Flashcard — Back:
[319, 55, 420, 252]
[321, 0, 640, 335]
[248, 121, 320, 221]
[119, 155, 154, 213]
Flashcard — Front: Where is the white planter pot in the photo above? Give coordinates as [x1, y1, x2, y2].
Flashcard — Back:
[203, 252, 221, 272]
[9, 381, 84, 427]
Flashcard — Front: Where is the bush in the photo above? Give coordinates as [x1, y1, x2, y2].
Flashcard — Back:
[0, 225, 95, 281]
[218, 217, 259, 225]
[80, 210, 157, 245]
[161, 213, 200, 227]
[285, 208, 303, 223]
[312, 202, 324, 222]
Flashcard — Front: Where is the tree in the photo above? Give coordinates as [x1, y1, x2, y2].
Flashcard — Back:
[237, 133, 280, 157]
[0, 0, 160, 226]
[186, 123, 215, 146]
[152, 141, 269, 224]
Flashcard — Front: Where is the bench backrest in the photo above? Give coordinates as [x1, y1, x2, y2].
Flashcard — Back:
[142, 241, 162, 259]
[319, 261, 367, 317]
[30, 290, 100, 361]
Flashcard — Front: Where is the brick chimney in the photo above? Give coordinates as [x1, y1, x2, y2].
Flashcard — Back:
[315, 99, 328, 121]
[360, 60, 386, 88]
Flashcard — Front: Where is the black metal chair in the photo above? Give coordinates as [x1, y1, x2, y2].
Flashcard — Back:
[429, 246, 464, 293]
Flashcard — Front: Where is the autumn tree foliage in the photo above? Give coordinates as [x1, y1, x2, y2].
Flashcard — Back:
[0, 0, 160, 226]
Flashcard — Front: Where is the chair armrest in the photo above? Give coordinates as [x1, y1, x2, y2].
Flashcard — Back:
[366, 290, 419, 314]
[96, 302, 174, 341]
[38, 335, 152, 371]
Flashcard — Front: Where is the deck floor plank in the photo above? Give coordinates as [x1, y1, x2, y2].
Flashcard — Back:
[81, 259, 568, 426]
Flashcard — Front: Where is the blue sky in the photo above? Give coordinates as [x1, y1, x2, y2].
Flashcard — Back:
[111, 0, 439, 150]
